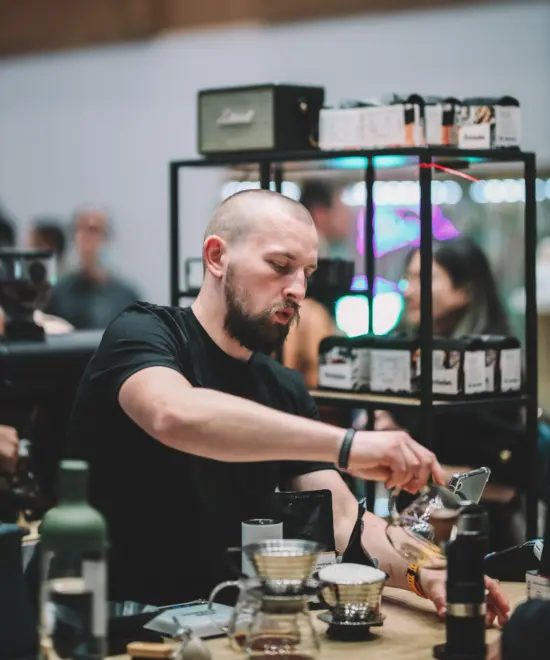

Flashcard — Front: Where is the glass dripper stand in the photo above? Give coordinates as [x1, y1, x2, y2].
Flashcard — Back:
[241, 539, 324, 659]
[242, 539, 324, 596]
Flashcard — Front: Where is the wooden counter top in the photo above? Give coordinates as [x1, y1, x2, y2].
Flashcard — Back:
[112, 582, 526, 659]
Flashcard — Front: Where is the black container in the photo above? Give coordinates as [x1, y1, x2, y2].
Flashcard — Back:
[434, 505, 489, 660]
[0, 524, 38, 660]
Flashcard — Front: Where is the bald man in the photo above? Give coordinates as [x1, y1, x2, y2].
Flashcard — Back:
[65, 191, 508, 622]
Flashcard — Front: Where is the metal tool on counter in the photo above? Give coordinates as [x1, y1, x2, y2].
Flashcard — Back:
[172, 617, 212, 660]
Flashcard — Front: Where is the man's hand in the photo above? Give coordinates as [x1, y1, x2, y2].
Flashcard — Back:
[0, 425, 19, 473]
[347, 430, 445, 493]
[420, 570, 510, 627]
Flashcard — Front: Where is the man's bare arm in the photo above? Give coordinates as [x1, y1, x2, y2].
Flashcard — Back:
[119, 366, 443, 489]
[119, 366, 342, 464]
[292, 470, 511, 626]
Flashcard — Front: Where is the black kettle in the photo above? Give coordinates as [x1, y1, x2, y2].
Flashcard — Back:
[0, 523, 38, 659]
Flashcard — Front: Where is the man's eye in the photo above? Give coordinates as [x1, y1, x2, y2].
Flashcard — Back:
[271, 262, 290, 274]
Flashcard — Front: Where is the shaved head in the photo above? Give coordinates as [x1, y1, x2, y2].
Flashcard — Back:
[200, 188, 318, 354]
[204, 189, 314, 245]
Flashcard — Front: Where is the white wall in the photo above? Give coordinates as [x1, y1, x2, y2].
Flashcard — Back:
[0, 2, 548, 304]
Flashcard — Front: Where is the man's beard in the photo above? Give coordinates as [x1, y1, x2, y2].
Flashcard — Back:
[223, 267, 300, 355]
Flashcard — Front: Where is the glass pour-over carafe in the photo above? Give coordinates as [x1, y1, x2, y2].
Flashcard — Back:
[208, 577, 262, 651]
[385, 485, 466, 569]
[208, 539, 324, 652]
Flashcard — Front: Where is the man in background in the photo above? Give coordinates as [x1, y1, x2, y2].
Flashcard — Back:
[0, 207, 16, 248]
[300, 180, 353, 260]
[45, 205, 140, 329]
[28, 218, 68, 276]
[286, 181, 352, 400]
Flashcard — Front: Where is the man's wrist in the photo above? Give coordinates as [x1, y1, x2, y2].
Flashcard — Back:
[407, 563, 428, 599]
[337, 429, 356, 469]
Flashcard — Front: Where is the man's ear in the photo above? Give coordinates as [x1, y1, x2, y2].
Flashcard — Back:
[203, 235, 226, 280]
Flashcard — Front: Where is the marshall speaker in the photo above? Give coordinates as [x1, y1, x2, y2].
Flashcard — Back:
[198, 83, 325, 155]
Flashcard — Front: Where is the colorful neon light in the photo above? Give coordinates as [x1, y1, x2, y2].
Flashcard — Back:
[355, 205, 460, 258]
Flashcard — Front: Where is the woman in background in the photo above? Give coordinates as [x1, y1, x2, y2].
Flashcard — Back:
[379, 235, 525, 550]
[402, 235, 511, 338]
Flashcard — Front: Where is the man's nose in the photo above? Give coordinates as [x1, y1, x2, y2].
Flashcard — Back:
[283, 271, 307, 302]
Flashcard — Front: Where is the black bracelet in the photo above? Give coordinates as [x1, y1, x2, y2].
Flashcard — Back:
[337, 428, 356, 470]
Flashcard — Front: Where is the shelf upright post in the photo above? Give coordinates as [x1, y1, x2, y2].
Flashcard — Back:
[524, 152, 538, 540]
[260, 160, 272, 191]
[274, 165, 283, 194]
[418, 153, 434, 451]
[360, 159, 377, 511]
[169, 161, 180, 307]
[365, 159, 376, 335]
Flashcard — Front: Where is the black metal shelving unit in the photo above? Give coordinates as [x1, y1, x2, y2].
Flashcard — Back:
[169, 146, 538, 539]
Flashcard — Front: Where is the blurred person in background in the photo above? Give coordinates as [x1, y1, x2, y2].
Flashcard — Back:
[288, 180, 354, 420]
[45, 205, 141, 329]
[0, 212, 73, 335]
[0, 212, 18, 473]
[28, 218, 68, 276]
[0, 208, 16, 248]
[300, 180, 353, 260]
[376, 235, 525, 550]
[283, 296, 337, 389]
[0, 212, 72, 489]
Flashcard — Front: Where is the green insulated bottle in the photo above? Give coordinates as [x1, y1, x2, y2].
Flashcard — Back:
[39, 460, 108, 660]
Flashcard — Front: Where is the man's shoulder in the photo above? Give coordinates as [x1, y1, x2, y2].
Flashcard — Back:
[102, 302, 194, 344]
[111, 301, 189, 324]
[82, 303, 195, 390]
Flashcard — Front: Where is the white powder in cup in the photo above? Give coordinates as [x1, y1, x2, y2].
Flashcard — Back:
[319, 562, 386, 584]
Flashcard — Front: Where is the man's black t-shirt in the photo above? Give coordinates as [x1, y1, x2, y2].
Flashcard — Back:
[66, 302, 333, 605]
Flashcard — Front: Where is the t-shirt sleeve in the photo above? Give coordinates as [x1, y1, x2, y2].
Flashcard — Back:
[88, 304, 185, 402]
[279, 369, 339, 485]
